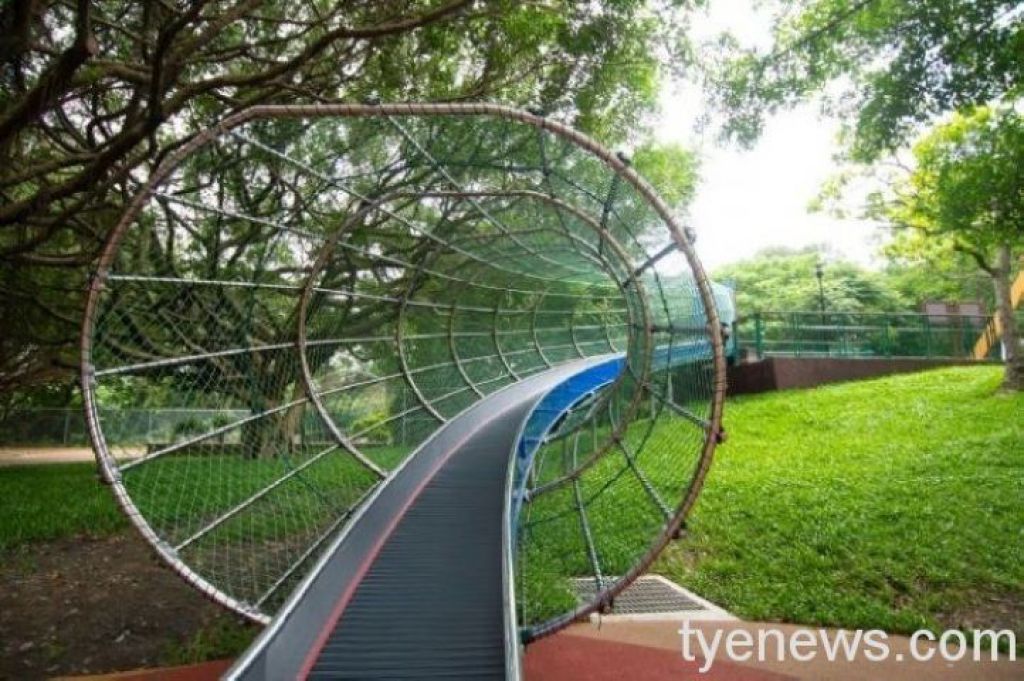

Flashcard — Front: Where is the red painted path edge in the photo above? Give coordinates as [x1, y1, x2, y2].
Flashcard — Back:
[524, 632, 797, 681]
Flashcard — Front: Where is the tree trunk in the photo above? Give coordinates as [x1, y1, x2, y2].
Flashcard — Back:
[240, 390, 306, 459]
[241, 406, 289, 459]
[992, 245, 1022, 391]
[240, 409, 301, 459]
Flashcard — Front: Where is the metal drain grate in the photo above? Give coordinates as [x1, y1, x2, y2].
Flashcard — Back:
[571, 575, 707, 615]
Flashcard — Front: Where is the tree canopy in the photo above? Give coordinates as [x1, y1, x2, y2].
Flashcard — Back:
[879, 256, 994, 310]
[713, 245, 903, 315]
[702, 0, 1022, 388]
[871, 104, 1023, 388]
[704, 0, 1023, 160]
[712, 245, 997, 318]
[875, 105, 1024, 269]
[0, 0, 702, 395]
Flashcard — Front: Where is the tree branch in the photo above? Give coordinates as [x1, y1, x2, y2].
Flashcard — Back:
[0, 0, 98, 146]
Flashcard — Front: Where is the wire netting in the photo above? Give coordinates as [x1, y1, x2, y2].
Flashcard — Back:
[80, 104, 725, 633]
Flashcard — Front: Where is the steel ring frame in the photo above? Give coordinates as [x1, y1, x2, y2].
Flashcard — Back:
[80, 102, 726, 628]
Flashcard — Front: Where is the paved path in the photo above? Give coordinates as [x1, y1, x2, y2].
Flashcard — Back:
[0, 447, 142, 466]
[0, 447, 96, 466]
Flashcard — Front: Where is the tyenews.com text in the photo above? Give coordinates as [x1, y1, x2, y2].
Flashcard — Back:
[679, 621, 1016, 674]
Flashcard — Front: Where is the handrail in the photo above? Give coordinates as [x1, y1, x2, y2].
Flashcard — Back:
[972, 269, 1024, 359]
[741, 309, 995, 360]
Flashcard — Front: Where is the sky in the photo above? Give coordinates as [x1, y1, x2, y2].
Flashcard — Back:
[653, 1, 882, 273]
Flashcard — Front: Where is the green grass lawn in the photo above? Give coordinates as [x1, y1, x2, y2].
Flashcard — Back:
[662, 366, 1024, 639]
[0, 443, 416, 554]
[0, 463, 126, 550]
[1, 366, 1020, 642]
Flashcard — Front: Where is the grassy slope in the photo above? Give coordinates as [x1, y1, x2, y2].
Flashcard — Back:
[661, 366, 1023, 636]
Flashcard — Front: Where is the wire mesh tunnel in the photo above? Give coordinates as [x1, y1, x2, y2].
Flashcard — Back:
[80, 103, 725, 643]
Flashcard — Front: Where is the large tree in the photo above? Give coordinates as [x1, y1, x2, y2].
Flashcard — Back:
[0, 0, 700, 396]
[0, 1, 704, 393]
[703, 0, 1023, 161]
[879, 254, 995, 311]
[873, 105, 1023, 390]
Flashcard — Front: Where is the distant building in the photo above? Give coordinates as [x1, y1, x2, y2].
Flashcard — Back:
[921, 300, 986, 324]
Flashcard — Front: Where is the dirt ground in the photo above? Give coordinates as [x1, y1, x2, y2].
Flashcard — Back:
[0, 532, 257, 680]
[937, 592, 1024, 642]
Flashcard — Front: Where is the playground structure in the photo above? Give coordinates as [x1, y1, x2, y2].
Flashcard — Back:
[972, 267, 1024, 360]
[80, 104, 726, 678]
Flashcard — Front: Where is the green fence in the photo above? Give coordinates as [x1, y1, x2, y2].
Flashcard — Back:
[737, 311, 997, 360]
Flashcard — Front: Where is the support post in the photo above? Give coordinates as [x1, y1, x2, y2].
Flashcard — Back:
[753, 312, 763, 359]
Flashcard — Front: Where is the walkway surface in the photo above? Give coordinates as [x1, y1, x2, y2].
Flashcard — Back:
[0, 446, 142, 466]
[0, 447, 96, 465]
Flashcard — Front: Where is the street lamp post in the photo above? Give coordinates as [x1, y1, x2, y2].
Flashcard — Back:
[815, 261, 827, 355]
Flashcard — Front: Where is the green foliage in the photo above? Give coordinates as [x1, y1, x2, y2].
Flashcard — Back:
[173, 417, 208, 438]
[876, 105, 1024, 263]
[879, 257, 994, 309]
[704, 0, 1024, 160]
[712, 245, 903, 313]
[351, 410, 393, 444]
[874, 104, 1024, 388]
[0, 381, 80, 419]
[0, 0, 706, 396]
[666, 366, 1023, 637]
[631, 142, 700, 209]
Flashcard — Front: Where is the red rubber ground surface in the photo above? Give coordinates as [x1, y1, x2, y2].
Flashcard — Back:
[524, 632, 797, 681]
[73, 634, 796, 681]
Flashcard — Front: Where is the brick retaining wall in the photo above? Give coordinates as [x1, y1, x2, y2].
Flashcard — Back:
[726, 357, 992, 395]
